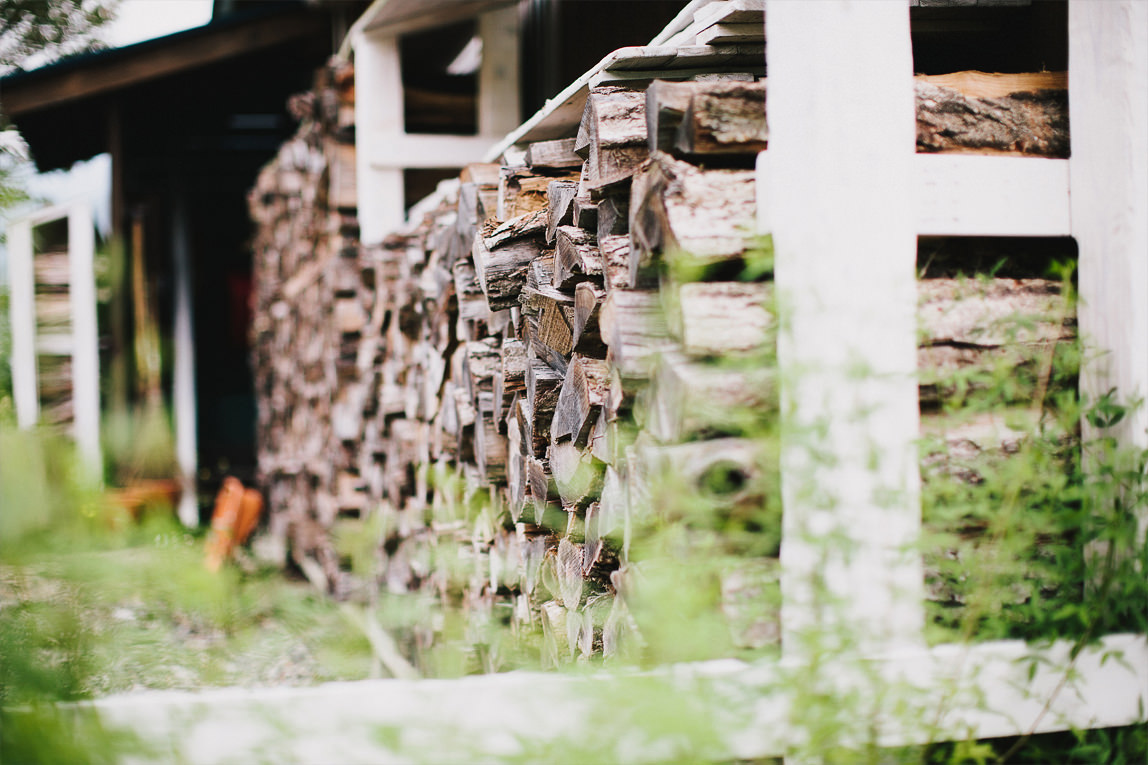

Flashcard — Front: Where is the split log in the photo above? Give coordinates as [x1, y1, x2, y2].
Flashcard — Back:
[577, 87, 649, 197]
[525, 358, 564, 458]
[549, 439, 604, 509]
[551, 356, 612, 449]
[526, 138, 583, 170]
[520, 282, 575, 373]
[553, 226, 603, 289]
[918, 278, 1072, 347]
[675, 80, 768, 156]
[572, 282, 607, 358]
[493, 337, 527, 431]
[498, 167, 554, 221]
[629, 152, 756, 285]
[646, 352, 776, 443]
[474, 210, 548, 311]
[600, 235, 633, 292]
[669, 282, 773, 356]
[474, 393, 508, 484]
[546, 180, 579, 243]
[600, 289, 673, 379]
[527, 456, 561, 524]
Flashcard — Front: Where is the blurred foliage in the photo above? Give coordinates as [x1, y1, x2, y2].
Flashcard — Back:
[0, 0, 118, 73]
[0, 425, 373, 762]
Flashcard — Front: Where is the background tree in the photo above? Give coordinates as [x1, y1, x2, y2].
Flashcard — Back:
[0, 0, 118, 74]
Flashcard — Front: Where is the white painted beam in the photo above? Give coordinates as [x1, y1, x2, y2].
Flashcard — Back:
[172, 199, 198, 527]
[67, 203, 102, 477]
[6, 217, 39, 429]
[1070, 0, 1148, 454]
[764, 0, 923, 653]
[353, 30, 405, 244]
[86, 634, 1148, 763]
[365, 132, 505, 170]
[478, 5, 520, 138]
[914, 155, 1071, 237]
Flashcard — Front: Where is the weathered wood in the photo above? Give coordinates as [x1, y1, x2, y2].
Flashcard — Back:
[549, 439, 604, 509]
[596, 194, 629, 242]
[526, 358, 564, 458]
[493, 337, 527, 432]
[915, 74, 1068, 158]
[527, 455, 560, 523]
[918, 278, 1072, 347]
[573, 282, 607, 358]
[600, 289, 673, 379]
[526, 138, 583, 170]
[546, 180, 579, 244]
[520, 282, 575, 373]
[675, 80, 768, 155]
[646, 352, 777, 443]
[629, 152, 756, 285]
[551, 356, 611, 448]
[553, 226, 603, 289]
[670, 282, 773, 356]
[600, 235, 632, 293]
[498, 167, 555, 221]
[474, 210, 548, 311]
[578, 86, 649, 197]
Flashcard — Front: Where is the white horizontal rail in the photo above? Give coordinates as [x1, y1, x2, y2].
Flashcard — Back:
[365, 131, 505, 170]
[86, 634, 1148, 764]
[914, 154, 1072, 237]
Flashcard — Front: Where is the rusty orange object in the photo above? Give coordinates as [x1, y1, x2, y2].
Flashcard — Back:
[205, 477, 244, 572]
[234, 488, 264, 547]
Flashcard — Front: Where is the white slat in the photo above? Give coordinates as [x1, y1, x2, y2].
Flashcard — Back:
[67, 203, 102, 476]
[6, 217, 39, 428]
[914, 155, 1071, 236]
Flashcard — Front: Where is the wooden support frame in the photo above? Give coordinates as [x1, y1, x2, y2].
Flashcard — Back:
[765, 0, 924, 653]
[353, 7, 520, 244]
[6, 203, 102, 475]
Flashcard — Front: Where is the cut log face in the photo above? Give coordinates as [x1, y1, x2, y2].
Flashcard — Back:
[675, 80, 768, 156]
[475, 210, 548, 311]
[600, 289, 673, 379]
[553, 226, 603, 290]
[526, 358, 564, 457]
[671, 282, 773, 356]
[546, 180, 580, 243]
[551, 356, 612, 448]
[629, 152, 757, 285]
[647, 352, 777, 443]
[579, 87, 649, 196]
[526, 138, 584, 170]
[549, 439, 604, 509]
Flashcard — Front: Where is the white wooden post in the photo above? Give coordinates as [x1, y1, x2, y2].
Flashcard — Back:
[67, 203, 102, 475]
[1069, 0, 1148, 465]
[354, 30, 407, 244]
[764, 0, 923, 653]
[478, 5, 521, 138]
[7, 217, 39, 429]
[172, 198, 199, 526]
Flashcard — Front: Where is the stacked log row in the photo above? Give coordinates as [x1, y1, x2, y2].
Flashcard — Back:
[250, 58, 1072, 664]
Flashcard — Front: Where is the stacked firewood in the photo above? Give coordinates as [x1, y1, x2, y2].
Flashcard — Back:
[250, 53, 1072, 663]
[249, 61, 362, 594]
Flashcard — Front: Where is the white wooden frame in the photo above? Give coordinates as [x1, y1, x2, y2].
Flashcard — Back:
[69, 1, 1148, 759]
[6, 202, 102, 475]
[352, 6, 520, 244]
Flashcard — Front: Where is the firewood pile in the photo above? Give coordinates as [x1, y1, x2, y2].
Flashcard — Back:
[249, 38, 1072, 662]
